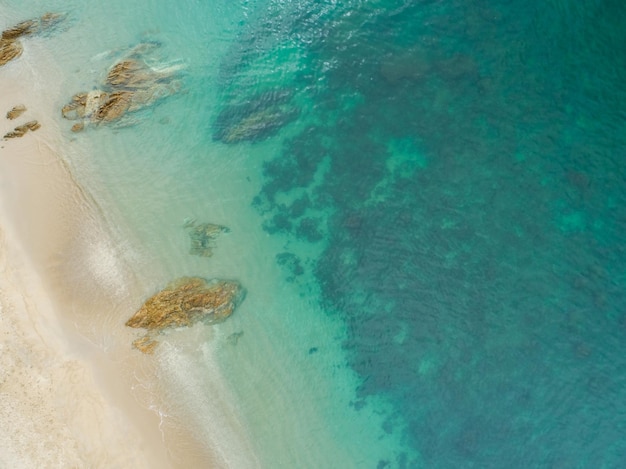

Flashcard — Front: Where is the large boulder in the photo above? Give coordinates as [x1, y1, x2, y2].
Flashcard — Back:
[126, 277, 244, 353]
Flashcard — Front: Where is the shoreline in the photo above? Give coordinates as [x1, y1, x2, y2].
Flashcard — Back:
[0, 56, 225, 466]
[0, 76, 175, 466]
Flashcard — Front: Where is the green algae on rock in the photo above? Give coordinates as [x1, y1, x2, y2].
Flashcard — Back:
[126, 277, 244, 354]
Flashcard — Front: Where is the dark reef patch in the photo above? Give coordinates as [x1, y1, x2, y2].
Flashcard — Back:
[238, 0, 626, 466]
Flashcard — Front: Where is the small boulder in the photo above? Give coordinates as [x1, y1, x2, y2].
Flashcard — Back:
[6, 105, 26, 120]
[3, 120, 40, 139]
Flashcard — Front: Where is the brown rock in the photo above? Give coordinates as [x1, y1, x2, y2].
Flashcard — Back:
[3, 130, 22, 139]
[0, 13, 66, 68]
[3, 120, 41, 139]
[71, 122, 84, 133]
[61, 102, 80, 119]
[2, 13, 66, 40]
[24, 120, 40, 131]
[0, 39, 23, 66]
[126, 277, 244, 353]
[61, 92, 90, 120]
[94, 91, 132, 122]
[106, 59, 148, 88]
[62, 90, 114, 124]
[3, 126, 26, 139]
[132, 336, 159, 355]
[1, 20, 38, 40]
[6, 105, 26, 120]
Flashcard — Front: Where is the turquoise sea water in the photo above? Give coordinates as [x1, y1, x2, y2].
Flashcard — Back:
[4, 0, 626, 467]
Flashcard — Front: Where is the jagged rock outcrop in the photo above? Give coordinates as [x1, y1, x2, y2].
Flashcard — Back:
[61, 43, 183, 131]
[126, 277, 244, 354]
[0, 13, 66, 67]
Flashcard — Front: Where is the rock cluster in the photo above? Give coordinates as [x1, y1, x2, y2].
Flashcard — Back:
[186, 221, 230, 257]
[61, 43, 182, 131]
[126, 277, 244, 354]
[3, 120, 40, 139]
[0, 13, 66, 67]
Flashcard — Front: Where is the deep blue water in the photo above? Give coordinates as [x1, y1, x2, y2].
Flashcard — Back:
[219, 0, 626, 467]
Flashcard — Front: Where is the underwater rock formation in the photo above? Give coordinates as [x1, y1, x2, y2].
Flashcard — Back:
[126, 277, 244, 354]
[0, 13, 66, 67]
[3, 120, 40, 139]
[185, 221, 230, 257]
[6, 105, 26, 120]
[213, 89, 299, 143]
[61, 42, 182, 131]
[276, 252, 304, 281]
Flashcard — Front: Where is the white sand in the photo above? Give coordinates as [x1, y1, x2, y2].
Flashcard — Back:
[0, 59, 184, 467]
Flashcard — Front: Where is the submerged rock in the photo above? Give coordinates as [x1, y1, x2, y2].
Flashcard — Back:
[126, 277, 244, 353]
[6, 105, 26, 120]
[61, 42, 183, 131]
[213, 89, 299, 144]
[0, 13, 66, 67]
[226, 330, 244, 346]
[186, 221, 230, 257]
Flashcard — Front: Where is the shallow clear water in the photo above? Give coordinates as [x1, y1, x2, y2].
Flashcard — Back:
[4, 0, 626, 467]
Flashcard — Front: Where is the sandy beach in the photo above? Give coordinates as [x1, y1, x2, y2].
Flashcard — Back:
[0, 46, 195, 467]
[2, 6, 402, 468]
[0, 13, 266, 463]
